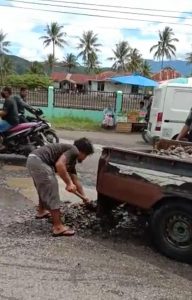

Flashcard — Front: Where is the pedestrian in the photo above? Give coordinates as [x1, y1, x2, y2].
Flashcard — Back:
[26, 138, 94, 237]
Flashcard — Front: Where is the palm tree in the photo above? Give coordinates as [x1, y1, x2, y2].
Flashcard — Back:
[0, 30, 11, 85]
[150, 26, 178, 69]
[28, 61, 45, 75]
[127, 48, 142, 73]
[40, 22, 67, 59]
[77, 30, 101, 72]
[186, 51, 192, 75]
[109, 41, 131, 71]
[140, 60, 152, 78]
[0, 30, 10, 55]
[186, 52, 192, 65]
[63, 53, 79, 72]
[45, 54, 57, 75]
[1, 56, 13, 76]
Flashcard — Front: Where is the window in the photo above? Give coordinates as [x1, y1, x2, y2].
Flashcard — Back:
[131, 85, 139, 94]
[98, 81, 105, 91]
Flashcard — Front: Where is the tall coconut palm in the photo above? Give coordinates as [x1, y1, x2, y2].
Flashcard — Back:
[140, 60, 152, 78]
[1, 56, 13, 76]
[40, 22, 67, 59]
[127, 48, 142, 73]
[185, 51, 192, 75]
[77, 30, 101, 72]
[0, 30, 10, 55]
[186, 52, 192, 65]
[63, 53, 79, 72]
[109, 41, 131, 71]
[46, 54, 57, 75]
[0, 30, 11, 85]
[150, 26, 178, 69]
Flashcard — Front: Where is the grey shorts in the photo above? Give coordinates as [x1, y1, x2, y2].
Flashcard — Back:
[26, 154, 60, 210]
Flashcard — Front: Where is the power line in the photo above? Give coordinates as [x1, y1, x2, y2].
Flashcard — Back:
[1, 3, 192, 27]
[6, 0, 192, 20]
[23, 0, 192, 16]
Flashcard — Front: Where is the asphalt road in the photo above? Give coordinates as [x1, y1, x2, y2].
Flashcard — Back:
[0, 132, 191, 300]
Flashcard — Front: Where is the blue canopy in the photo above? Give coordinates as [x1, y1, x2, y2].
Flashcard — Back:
[110, 74, 158, 87]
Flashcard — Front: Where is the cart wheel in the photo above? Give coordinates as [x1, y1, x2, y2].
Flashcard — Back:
[150, 201, 192, 263]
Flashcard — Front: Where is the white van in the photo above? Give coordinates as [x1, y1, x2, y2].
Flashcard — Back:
[146, 78, 192, 142]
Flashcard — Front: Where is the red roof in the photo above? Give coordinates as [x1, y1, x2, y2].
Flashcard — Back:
[52, 71, 133, 83]
[152, 68, 181, 81]
[51, 72, 95, 84]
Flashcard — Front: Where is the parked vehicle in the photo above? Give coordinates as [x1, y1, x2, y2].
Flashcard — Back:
[145, 78, 192, 143]
[97, 140, 192, 263]
[0, 121, 48, 156]
[24, 109, 59, 144]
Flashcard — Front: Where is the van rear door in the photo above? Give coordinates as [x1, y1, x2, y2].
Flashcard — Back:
[149, 87, 166, 137]
[163, 87, 192, 123]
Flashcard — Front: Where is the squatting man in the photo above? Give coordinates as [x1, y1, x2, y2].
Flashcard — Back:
[27, 138, 94, 237]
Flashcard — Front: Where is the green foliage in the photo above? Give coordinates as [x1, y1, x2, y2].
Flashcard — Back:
[51, 116, 100, 131]
[4, 74, 53, 88]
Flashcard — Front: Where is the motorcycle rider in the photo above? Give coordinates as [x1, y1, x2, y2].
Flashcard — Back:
[14, 87, 39, 123]
[0, 87, 19, 132]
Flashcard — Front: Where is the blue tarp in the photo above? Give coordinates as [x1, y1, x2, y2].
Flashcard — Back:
[110, 74, 158, 87]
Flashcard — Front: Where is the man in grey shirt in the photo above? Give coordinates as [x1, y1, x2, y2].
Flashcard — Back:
[27, 138, 94, 237]
[14, 87, 37, 122]
[177, 108, 192, 141]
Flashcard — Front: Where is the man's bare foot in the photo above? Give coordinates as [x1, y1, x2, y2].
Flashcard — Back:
[52, 225, 75, 236]
[35, 210, 51, 219]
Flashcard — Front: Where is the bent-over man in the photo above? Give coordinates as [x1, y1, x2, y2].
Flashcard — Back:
[26, 138, 94, 237]
[177, 108, 192, 141]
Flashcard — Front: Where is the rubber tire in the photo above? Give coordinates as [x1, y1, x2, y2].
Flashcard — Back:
[141, 130, 150, 144]
[150, 201, 192, 263]
[44, 130, 59, 143]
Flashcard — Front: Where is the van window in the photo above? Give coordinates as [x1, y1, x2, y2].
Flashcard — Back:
[153, 88, 162, 109]
[171, 89, 192, 111]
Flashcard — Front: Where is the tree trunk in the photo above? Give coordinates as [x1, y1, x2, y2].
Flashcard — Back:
[0, 54, 4, 86]
[52, 41, 55, 59]
[161, 56, 164, 70]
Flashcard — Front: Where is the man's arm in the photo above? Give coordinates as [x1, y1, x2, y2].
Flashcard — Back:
[71, 174, 85, 196]
[177, 109, 192, 140]
[177, 125, 189, 140]
[71, 174, 91, 204]
[0, 110, 7, 117]
[17, 97, 35, 114]
[55, 153, 77, 192]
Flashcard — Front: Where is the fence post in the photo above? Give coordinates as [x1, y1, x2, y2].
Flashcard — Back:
[47, 86, 54, 118]
[115, 91, 123, 114]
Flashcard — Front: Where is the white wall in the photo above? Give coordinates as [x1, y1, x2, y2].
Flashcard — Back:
[104, 82, 132, 93]
[90, 81, 98, 91]
[90, 80, 132, 93]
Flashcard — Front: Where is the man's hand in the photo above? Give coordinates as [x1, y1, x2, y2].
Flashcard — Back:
[82, 196, 91, 205]
[66, 182, 77, 193]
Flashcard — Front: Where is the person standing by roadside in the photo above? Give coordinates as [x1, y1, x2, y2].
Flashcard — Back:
[26, 138, 94, 237]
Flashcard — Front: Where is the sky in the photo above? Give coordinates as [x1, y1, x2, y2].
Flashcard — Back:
[0, 0, 192, 67]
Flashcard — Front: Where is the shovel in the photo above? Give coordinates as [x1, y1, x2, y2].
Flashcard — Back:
[73, 191, 97, 212]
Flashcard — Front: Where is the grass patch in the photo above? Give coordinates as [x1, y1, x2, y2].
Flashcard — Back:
[50, 116, 101, 131]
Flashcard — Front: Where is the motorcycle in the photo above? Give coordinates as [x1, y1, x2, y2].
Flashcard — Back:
[0, 121, 49, 156]
[20, 109, 59, 144]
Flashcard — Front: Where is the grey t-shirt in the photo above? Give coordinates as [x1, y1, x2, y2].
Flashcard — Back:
[185, 108, 192, 128]
[33, 143, 79, 174]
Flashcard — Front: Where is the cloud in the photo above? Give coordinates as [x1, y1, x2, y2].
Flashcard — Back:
[0, 0, 191, 66]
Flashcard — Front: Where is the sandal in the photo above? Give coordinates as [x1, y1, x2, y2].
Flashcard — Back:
[52, 227, 75, 237]
[35, 212, 51, 219]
